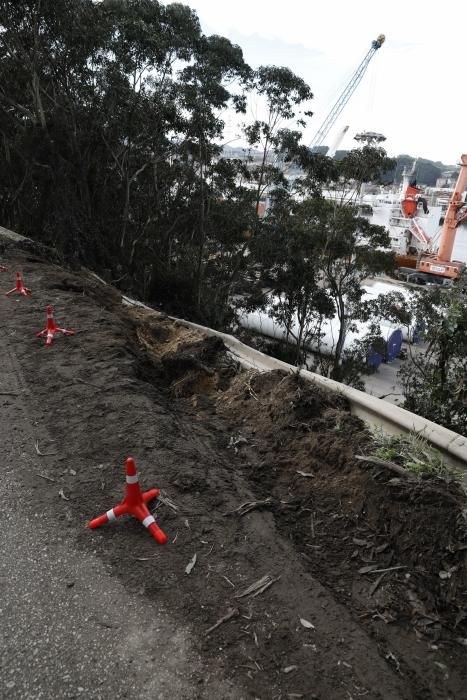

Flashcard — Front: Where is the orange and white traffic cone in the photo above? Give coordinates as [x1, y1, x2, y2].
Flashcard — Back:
[88, 457, 167, 544]
[5, 271, 32, 297]
[36, 306, 74, 346]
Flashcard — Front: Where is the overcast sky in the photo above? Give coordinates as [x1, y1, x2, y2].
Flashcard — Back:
[172, 0, 466, 165]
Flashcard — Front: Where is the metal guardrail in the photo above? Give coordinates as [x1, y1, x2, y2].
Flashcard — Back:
[122, 298, 467, 470]
[0, 225, 29, 242]
[2, 221, 464, 470]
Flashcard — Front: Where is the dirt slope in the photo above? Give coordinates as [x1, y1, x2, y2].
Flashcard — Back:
[0, 243, 466, 700]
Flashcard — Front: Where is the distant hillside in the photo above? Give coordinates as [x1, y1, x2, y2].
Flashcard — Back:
[332, 152, 457, 186]
[381, 155, 456, 186]
[311, 152, 451, 187]
[222, 145, 458, 187]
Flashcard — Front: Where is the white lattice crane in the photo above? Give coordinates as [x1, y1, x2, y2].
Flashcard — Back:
[311, 35, 385, 152]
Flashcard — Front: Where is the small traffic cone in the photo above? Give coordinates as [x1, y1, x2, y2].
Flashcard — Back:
[88, 457, 167, 544]
[36, 306, 74, 346]
[0, 264, 8, 272]
[5, 271, 32, 297]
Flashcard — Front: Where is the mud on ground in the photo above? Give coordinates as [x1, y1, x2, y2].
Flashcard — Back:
[1, 243, 466, 700]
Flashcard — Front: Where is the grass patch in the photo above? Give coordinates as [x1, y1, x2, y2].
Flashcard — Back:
[368, 429, 464, 480]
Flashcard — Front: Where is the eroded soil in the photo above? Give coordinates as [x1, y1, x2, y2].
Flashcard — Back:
[1, 242, 466, 700]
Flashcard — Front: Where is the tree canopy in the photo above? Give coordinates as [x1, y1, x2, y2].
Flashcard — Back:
[399, 274, 467, 435]
[1, 0, 400, 388]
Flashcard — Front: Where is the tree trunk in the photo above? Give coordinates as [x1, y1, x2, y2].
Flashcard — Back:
[194, 158, 205, 311]
[120, 175, 130, 249]
[332, 295, 347, 379]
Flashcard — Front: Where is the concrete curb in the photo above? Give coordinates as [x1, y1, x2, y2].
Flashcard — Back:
[0, 225, 29, 243]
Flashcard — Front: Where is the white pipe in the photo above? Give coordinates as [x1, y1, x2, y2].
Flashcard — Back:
[127, 302, 465, 469]
[238, 306, 402, 365]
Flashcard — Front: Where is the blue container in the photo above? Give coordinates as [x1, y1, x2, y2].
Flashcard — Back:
[367, 348, 383, 369]
[385, 329, 403, 362]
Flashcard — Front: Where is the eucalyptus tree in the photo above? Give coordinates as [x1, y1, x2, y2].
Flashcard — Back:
[399, 274, 467, 435]
[244, 145, 396, 384]
[243, 65, 314, 216]
[247, 194, 334, 367]
[0, 0, 253, 317]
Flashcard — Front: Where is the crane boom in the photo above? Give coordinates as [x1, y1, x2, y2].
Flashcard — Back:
[328, 124, 349, 158]
[311, 35, 385, 150]
[437, 154, 467, 262]
[416, 154, 467, 279]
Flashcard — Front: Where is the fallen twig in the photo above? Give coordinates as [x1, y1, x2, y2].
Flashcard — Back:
[235, 574, 279, 599]
[76, 377, 102, 389]
[228, 435, 248, 450]
[36, 472, 55, 482]
[358, 564, 380, 574]
[224, 498, 274, 517]
[310, 512, 315, 538]
[158, 491, 179, 512]
[289, 421, 312, 432]
[185, 553, 197, 575]
[244, 375, 259, 401]
[283, 665, 298, 674]
[205, 608, 239, 636]
[58, 488, 70, 501]
[34, 440, 56, 457]
[300, 618, 315, 630]
[0, 391, 19, 396]
[367, 565, 407, 575]
[369, 572, 388, 596]
[355, 455, 412, 479]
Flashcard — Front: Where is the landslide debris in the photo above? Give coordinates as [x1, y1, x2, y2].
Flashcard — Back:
[2, 244, 466, 699]
[131, 307, 467, 639]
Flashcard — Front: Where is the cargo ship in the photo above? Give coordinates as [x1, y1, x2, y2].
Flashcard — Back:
[361, 161, 467, 277]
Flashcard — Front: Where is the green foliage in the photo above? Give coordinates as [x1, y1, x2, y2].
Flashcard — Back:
[235, 146, 396, 384]
[399, 273, 467, 436]
[311, 176, 395, 382]
[360, 291, 412, 327]
[0, 0, 322, 328]
[368, 429, 462, 480]
[0, 2, 421, 398]
[338, 146, 396, 188]
[252, 66, 313, 119]
[0, 0, 253, 318]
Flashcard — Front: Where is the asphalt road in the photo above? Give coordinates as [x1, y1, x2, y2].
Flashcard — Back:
[0, 306, 240, 700]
